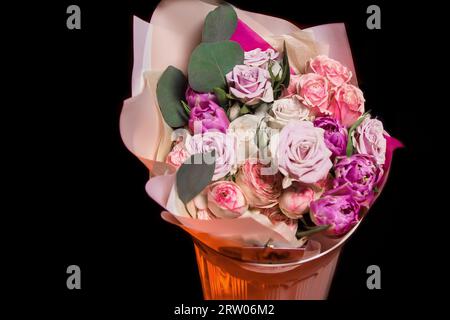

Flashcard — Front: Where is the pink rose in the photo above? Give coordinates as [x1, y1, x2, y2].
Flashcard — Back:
[271, 120, 333, 187]
[308, 55, 352, 88]
[235, 159, 283, 208]
[292, 73, 331, 114]
[165, 142, 190, 168]
[353, 117, 387, 165]
[186, 132, 236, 181]
[226, 65, 274, 106]
[279, 184, 315, 219]
[329, 83, 365, 127]
[244, 48, 280, 69]
[207, 181, 248, 219]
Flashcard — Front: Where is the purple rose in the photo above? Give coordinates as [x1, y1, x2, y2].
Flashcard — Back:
[313, 117, 348, 158]
[185, 86, 217, 109]
[226, 65, 274, 106]
[332, 154, 383, 205]
[188, 100, 230, 134]
[310, 194, 360, 236]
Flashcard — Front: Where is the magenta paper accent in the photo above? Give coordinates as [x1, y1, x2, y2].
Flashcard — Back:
[378, 135, 403, 189]
[231, 19, 274, 51]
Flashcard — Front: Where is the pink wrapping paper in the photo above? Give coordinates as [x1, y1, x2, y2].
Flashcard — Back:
[120, 0, 402, 258]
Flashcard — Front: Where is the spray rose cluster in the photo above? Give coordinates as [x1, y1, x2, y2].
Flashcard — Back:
[164, 48, 387, 239]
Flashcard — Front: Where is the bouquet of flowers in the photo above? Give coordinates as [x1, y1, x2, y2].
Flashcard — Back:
[121, 0, 402, 260]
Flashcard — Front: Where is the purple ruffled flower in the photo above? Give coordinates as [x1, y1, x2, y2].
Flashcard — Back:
[185, 86, 217, 109]
[332, 154, 383, 205]
[186, 87, 229, 134]
[310, 194, 360, 236]
[313, 117, 348, 158]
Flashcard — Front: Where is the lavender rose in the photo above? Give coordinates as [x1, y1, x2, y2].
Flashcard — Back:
[353, 117, 387, 165]
[313, 117, 348, 158]
[333, 154, 383, 204]
[310, 194, 360, 236]
[271, 120, 333, 187]
[186, 132, 236, 181]
[188, 100, 230, 134]
[244, 48, 280, 69]
[226, 65, 274, 106]
[185, 86, 217, 109]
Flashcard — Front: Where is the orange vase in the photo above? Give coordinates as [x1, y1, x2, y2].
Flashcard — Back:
[194, 238, 342, 300]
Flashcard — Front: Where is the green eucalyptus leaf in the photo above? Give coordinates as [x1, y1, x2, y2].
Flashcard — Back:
[213, 87, 229, 108]
[296, 224, 330, 239]
[202, 4, 238, 43]
[176, 151, 216, 204]
[156, 66, 189, 128]
[281, 42, 291, 88]
[346, 112, 371, 157]
[188, 41, 244, 93]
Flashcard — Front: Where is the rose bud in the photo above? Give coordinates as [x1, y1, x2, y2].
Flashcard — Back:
[310, 194, 360, 236]
[207, 181, 248, 219]
[279, 184, 315, 219]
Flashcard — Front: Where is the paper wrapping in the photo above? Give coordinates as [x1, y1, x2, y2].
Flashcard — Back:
[120, 0, 402, 260]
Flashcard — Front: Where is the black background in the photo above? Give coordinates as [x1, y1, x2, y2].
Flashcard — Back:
[6, 0, 423, 316]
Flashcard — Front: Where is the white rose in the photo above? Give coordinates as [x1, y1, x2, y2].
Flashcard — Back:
[268, 97, 311, 129]
[228, 115, 262, 164]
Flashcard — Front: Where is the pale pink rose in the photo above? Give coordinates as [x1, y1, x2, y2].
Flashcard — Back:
[353, 117, 387, 165]
[226, 65, 274, 106]
[165, 142, 190, 168]
[329, 83, 365, 127]
[207, 181, 248, 219]
[292, 73, 331, 114]
[271, 120, 333, 187]
[308, 55, 352, 88]
[268, 97, 311, 129]
[279, 184, 315, 219]
[244, 48, 280, 69]
[260, 206, 298, 237]
[235, 159, 283, 208]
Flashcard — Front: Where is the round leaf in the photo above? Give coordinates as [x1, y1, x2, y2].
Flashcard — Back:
[202, 4, 238, 43]
[156, 66, 189, 128]
[188, 41, 244, 93]
[176, 151, 216, 204]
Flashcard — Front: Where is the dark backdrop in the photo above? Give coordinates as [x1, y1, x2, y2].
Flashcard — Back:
[7, 0, 422, 316]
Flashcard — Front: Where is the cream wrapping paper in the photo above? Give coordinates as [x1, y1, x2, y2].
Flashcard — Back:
[120, 0, 392, 258]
